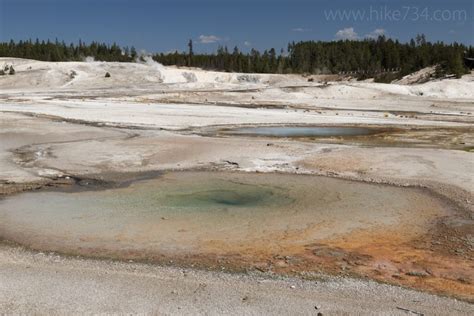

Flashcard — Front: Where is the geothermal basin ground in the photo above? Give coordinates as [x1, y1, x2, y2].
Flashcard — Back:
[0, 57, 473, 314]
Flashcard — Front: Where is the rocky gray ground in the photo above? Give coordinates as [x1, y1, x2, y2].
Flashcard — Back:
[1, 245, 473, 315]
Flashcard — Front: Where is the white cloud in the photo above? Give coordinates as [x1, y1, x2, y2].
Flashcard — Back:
[365, 28, 386, 39]
[292, 27, 311, 32]
[198, 35, 221, 44]
[244, 41, 251, 47]
[335, 27, 359, 40]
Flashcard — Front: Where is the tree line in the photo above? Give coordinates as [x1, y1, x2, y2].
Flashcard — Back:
[1, 35, 472, 80]
[0, 39, 135, 62]
[155, 35, 471, 80]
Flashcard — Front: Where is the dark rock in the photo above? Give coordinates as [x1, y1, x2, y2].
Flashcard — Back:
[406, 270, 429, 277]
[223, 160, 239, 166]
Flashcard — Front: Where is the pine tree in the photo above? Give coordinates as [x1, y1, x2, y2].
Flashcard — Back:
[187, 39, 193, 67]
[447, 50, 466, 78]
[130, 46, 137, 59]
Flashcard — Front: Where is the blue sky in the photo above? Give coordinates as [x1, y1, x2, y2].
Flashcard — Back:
[0, 0, 472, 53]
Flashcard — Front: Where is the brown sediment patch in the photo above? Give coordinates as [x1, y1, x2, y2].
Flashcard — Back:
[304, 223, 473, 301]
[0, 178, 74, 197]
[0, 171, 472, 301]
[331, 126, 474, 150]
[0, 181, 49, 197]
[186, 198, 473, 301]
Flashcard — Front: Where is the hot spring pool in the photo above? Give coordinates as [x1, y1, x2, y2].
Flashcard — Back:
[220, 126, 377, 137]
[0, 171, 450, 260]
